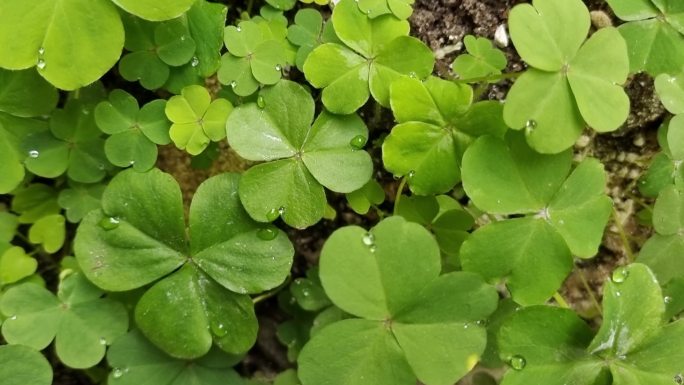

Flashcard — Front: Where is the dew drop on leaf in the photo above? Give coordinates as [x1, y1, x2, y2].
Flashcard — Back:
[8, 315, 17, 321]
[99, 217, 120, 231]
[611, 268, 628, 284]
[37, 59, 46, 70]
[665, 296, 673, 304]
[99, 337, 107, 345]
[615, 291, 622, 297]
[230, 81, 237, 89]
[38, 47, 45, 55]
[275, 64, 282, 72]
[257, 227, 278, 241]
[407, 170, 416, 179]
[408, 71, 417, 78]
[112, 368, 125, 379]
[369, 245, 377, 253]
[349, 135, 366, 150]
[236, 26, 242, 32]
[28, 150, 39, 159]
[675, 373, 683, 385]
[257, 95, 266, 109]
[524, 119, 537, 132]
[509, 355, 526, 371]
[191, 56, 199, 67]
[266, 208, 280, 222]
[362, 232, 375, 247]
[211, 321, 228, 337]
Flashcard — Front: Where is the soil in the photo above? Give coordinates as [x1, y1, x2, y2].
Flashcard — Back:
[53, 0, 668, 383]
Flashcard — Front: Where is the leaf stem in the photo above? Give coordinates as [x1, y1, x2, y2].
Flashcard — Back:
[253, 275, 292, 304]
[247, 0, 255, 15]
[454, 71, 525, 85]
[612, 207, 635, 263]
[393, 177, 408, 215]
[553, 292, 570, 309]
[577, 267, 602, 316]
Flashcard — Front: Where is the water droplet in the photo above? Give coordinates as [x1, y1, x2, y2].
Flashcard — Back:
[615, 291, 622, 297]
[509, 355, 526, 371]
[28, 150, 39, 159]
[38, 47, 45, 55]
[257, 227, 278, 241]
[180, 35, 187, 41]
[525, 119, 537, 132]
[191, 56, 199, 67]
[275, 64, 282, 71]
[463, 323, 470, 329]
[97, 163, 106, 170]
[112, 368, 125, 379]
[266, 208, 279, 222]
[362, 232, 375, 246]
[9, 315, 17, 321]
[408, 71, 417, 78]
[665, 296, 673, 304]
[37, 59, 46, 70]
[230, 80, 237, 89]
[302, 289, 311, 297]
[675, 373, 683, 385]
[99, 216, 120, 231]
[349, 135, 366, 150]
[236, 26, 242, 32]
[612, 268, 629, 284]
[211, 321, 228, 337]
[407, 170, 416, 179]
[369, 245, 377, 253]
[257, 95, 266, 109]
[99, 337, 107, 345]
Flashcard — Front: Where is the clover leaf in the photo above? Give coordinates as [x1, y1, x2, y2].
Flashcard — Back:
[28, 214, 66, 254]
[346, 179, 386, 215]
[606, 0, 684, 75]
[218, 20, 288, 96]
[655, 71, 684, 115]
[452, 36, 508, 80]
[95, 90, 171, 171]
[106, 329, 243, 385]
[58, 182, 106, 224]
[112, 0, 196, 22]
[303, 0, 434, 114]
[639, 119, 684, 197]
[267, 0, 297, 11]
[185, 0, 228, 77]
[0, 0, 124, 90]
[11, 184, 61, 224]
[0, 345, 52, 385]
[384, 76, 508, 195]
[166, 85, 233, 155]
[74, 169, 294, 358]
[287, 9, 339, 70]
[298, 217, 498, 385]
[498, 264, 684, 385]
[460, 133, 612, 305]
[0, 273, 129, 369]
[291, 268, 332, 312]
[505, 0, 630, 154]
[0, 113, 49, 194]
[226, 80, 373, 229]
[24, 96, 111, 184]
[0, 68, 58, 118]
[638, 185, 684, 289]
[0, 212, 18, 244]
[119, 15, 197, 90]
[0, 247, 37, 286]
[357, 0, 415, 19]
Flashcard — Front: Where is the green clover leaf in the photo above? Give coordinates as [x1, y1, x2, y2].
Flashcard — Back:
[0, 113, 49, 194]
[111, 0, 196, 22]
[58, 182, 105, 224]
[639, 119, 684, 197]
[452, 36, 508, 80]
[11, 184, 61, 224]
[303, 0, 434, 114]
[0, 68, 58, 118]
[74, 169, 294, 358]
[185, 0, 228, 77]
[498, 264, 684, 385]
[0, 345, 52, 385]
[106, 329, 243, 385]
[218, 20, 288, 96]
[655, 71, 684, 115]
[346, 179, 386, 215]
[460, 133, 613, 304]
[298, 217, 499, 385]
[290, 268, 332, 312]
[505, 0, 630, 153]
[0, 0, 124, 90]
[0, 212, 18, 244]
[119, 16, 197, 90]
[0, 247, 37, 286]
[358, 0, 415, 19]
[638, 185, 684, 289]
[166, 85, 233, 155]
[606, 0, 684, 75]
[267, 0, 297, 11]
[95, 89, 171, 171]
[226, 80, 373, 229]
[384, 76, 508, 195]
[28, 214, 66, 254]
[287, 9, 339, 70]
[0, 273, 129, 369]
[24, 97, 111, 184]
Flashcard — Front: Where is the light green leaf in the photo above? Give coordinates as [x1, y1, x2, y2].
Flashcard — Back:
[58, 182, 105, 223]
[28, 214, 66, 253]
[186, 0, 228, 77]
[0, 345, 52, 385]
[0, 0, 124, 90]
[346, 180, 385, 215]
[0, 247, 37, 286]
[11, 184, 61, 224]
[452, 36, 507, 80]
[0, 68, 58, 117]
[111, 0, 196, 22]
[655, 72, 684, 114]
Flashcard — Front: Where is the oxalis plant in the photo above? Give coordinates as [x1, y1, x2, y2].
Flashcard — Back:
[0, 0, 683, 384]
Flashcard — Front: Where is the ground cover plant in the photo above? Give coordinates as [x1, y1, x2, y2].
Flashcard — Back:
[0, 0, 683, 384]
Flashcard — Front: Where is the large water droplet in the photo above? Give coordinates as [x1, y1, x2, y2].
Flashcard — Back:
[37, 59, 46, 70]
[612, 268, 628, 284]
[257, 95, 266, 109]
[28, 150, 39, 159]
[525, 119, 537, 132]
[266, 208, 279, 222]
[675, 373, 683, 385]
[99, 217, 120, 231]
[509, 355, 526, 371]
[257, 227, 278, 241]
[191, 56, 199, 67]
[9, 315, 17, 321]
[211, 321, 228, 337]
[349, 135, 366, 150]
[362, 232, 375, 246]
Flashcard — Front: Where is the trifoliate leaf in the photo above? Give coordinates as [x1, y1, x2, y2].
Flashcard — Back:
[299, 217, 499, 385]
[303, 0, 433, 114]
[346, 179, 386, 215]
[0, 68, 58, 117]
[452, 36, 507, 80]
[74, 170, 294, 358]
[0, 273, 129, 369]
[506, 0, 629, 153]
[58, 182, 106, 224]
[287, 9, 329, 70]
[227, 80, 373, 228]
[185, 0, 228, 77]
[28, 214, 66, 254]
[166, 85, 233, 155]
[11, 184, 61, 224]
[0, 345, 52, 385]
